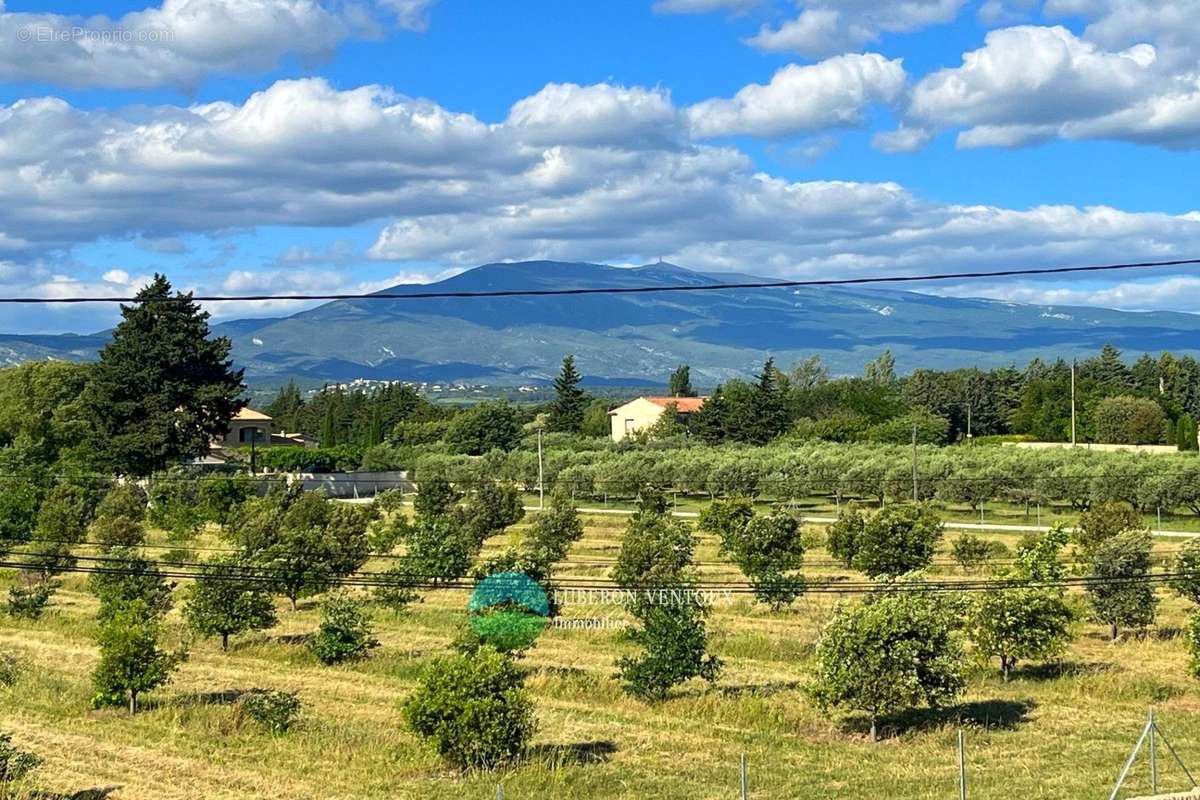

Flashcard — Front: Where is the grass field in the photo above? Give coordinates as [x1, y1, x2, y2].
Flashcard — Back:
[3, 510, 1200, 800]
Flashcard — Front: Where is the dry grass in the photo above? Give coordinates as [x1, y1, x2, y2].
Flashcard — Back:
[2, 515, 1199, 799]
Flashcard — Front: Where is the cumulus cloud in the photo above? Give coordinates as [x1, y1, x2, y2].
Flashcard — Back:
[2, 74, 1200, 324]
[746, 0, 965, 58]
[888, 21, 1200, 150]
[686, 54, 907, 138]
[0, 0, 428, 90]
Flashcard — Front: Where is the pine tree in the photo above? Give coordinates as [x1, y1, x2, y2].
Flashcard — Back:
[265, 380, 304, 432]
[547, 355, 587, 433]
[83, 275, 244, 476]
[668, 365, 696, 397]
[754, 357, 788, 442]
[693, 385, 727, 444]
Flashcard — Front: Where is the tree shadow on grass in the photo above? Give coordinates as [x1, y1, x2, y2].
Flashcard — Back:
[869, 698, 1038, 740]
[268, 633, 314, 646]
[529, 741, 618, 767]
[1017, 660, 1117, 680]
[141, 687, 264, 711]
[716, 680, 806, 699]
[27, 787, 121, 800]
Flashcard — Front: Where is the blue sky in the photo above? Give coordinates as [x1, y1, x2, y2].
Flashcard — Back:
[2, 0, 1200, 333]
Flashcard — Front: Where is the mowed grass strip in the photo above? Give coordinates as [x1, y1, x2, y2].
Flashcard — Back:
[2, 513, 1200, 799]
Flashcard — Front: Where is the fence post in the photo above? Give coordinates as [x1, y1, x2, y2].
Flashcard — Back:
[1150, 708, 1158, 795]
[740, 753, 748, 800]
[958, 729, 967, 800]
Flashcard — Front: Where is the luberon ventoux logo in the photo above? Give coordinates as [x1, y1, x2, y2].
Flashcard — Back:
[468, 571, 550, 651]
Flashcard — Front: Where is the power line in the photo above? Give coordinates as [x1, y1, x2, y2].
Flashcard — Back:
[2, 257, 1199, 304]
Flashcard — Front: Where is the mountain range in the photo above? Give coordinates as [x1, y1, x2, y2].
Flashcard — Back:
[4, 260, 1200, 386]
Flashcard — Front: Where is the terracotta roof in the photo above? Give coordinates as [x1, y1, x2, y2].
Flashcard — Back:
[644, 396, 706, 413]
[232, 407, 272, 421]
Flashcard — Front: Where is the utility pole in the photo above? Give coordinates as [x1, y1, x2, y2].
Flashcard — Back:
[1071, 359, 1077, 446]
[966, 403, 972, 445]
[537, 427, 545, 510]
[912, 423, 918, 503]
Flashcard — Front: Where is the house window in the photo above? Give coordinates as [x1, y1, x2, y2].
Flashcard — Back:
[624, 419, 636, 434]
[239, 427, 263, 443]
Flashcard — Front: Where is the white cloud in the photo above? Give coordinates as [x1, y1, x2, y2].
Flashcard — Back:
[0, 0, 427, 90]
[888, 20, 1200, 151]
[506, 83, 682, 148]
[376, 0, 438, 32]
[2, 74, 1200, 322]
[937, 275, 1200, 313]
[686, 54, 906, 138]
[746, 0, 965, 58]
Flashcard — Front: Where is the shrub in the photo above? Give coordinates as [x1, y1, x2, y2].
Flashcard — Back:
[444, 402, 522, 456]
[0, 653, 22, 687]
[6, 581, 56, 619]
[95, 483, 148, 522]
[1170, 539, 1200, 605]
[1094, 395, 1166, 445]
[839, 504, 943, 578]
[1075, 501, 1144, 555]
[950, 534, 993, 572]
[404, 647, 535, 770]
[373, 487, 408, 513]
[240, 690, 302, 734]
[309, 596, 379, 665]
[827, 507, 865, 567]
[1187, 611, 1200, 679]
[90, 514, 146, 549]
[0, 732, 40, 783]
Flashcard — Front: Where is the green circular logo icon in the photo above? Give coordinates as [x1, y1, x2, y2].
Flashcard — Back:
[469, 572, 550, 652]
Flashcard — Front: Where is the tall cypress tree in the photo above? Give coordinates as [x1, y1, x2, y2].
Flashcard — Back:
[668, 365, 696, 397]
[84, 275, 244, 476]
[754, 357, 788, 442]
[547, 355, 587, 433]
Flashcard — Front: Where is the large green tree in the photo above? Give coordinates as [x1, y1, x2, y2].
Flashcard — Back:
[547, 355, 587, 433]
[83, 275, 244, 475]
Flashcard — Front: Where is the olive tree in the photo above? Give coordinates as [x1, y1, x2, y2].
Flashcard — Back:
[182, 556, 278, 651]
[830, 504, 943, 578]
[705, 501, 805, 609]
[1087, 530, 1157, 640]
[811, 590, 965, 741]
[1170, 539, 1200, 605]
[969, 588, 1074, 680]
[91, 600, 186, 714]
[404, 646, 535, 769]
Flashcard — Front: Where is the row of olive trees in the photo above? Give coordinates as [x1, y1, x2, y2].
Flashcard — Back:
[403, 441, 1200, 514]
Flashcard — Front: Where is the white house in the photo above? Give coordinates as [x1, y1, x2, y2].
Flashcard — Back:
[608, 396, 705, 442]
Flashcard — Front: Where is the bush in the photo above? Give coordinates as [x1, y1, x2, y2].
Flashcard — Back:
[240, 690, 302, 734]
[373, 487, 408, 513]
[0, 732, 40, 783]
[950, 534, 993, 572]
[444, 403, 522, 455]
[1171, 539, 1200, 605]
[0, 653, 22, 687]
[1187, 611, 1200, 679]
[1075, 501, 1144, 555]
[1094, 395, 1166, 445]
[90, 514, 146, 548]
[6, 581, 56, 619]
[404, 647, 535, 770]
[95, 483, 148, 522]
[838, 504, 943, 578]
[309, 596, 379, 665]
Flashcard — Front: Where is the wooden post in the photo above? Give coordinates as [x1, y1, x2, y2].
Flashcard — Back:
[740, 753, 748, 800]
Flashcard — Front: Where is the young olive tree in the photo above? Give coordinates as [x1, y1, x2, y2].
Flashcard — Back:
[182, 556, 278, 651]
[309, 595, 379, 665]
[969, 588, 1074, 680]
[830, 504, 943, 578]
[811, 590, 965, 741]
[1087, 530, 1157, 641]
[404, 646, 536, 770]
[612, 492, 720, 701]
[91, 599, 186, 714]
